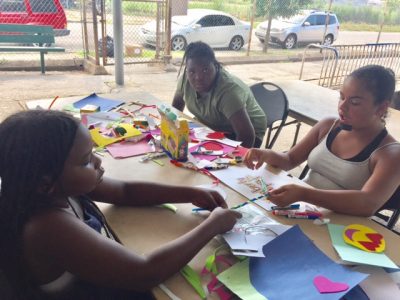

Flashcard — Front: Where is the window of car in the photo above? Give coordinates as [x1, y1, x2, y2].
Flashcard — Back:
[304, 15, 317, 26]
[316, 15, 327, 26]
[0, 0, 26, 12]
[217, 15, 235, 26]
[30, 0, 57, 13]
[197, 15, 217, 27]
[329, 15, 338, 25]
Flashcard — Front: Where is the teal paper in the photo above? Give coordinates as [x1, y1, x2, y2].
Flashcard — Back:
[217, 259, 267, 300]
[327, 224, 398, 269]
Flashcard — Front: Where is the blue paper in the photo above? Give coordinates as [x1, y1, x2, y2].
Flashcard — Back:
[73, 93, 124, 112]
[248, 226, 368, 300]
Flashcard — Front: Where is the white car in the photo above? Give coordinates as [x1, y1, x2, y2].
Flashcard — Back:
[140, 9, 250, 51]
[255, 10, 340, 49]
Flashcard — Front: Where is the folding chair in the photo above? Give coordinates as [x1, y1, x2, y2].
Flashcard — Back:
[374, 187, 400, 231]
[250, 82, 294, 149]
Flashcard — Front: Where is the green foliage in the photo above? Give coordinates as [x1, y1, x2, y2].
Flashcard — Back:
[255, 0, 313, 18]
[331, 4, 400, 25]
[212, 0, 225, 11]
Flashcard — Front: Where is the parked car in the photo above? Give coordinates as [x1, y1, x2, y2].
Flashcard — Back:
[140, 9, 250, 51]
[0, 0, 70, 36]
[255, 10, 339, 49]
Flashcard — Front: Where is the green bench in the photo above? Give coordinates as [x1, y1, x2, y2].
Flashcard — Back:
[0, 24, 65, 74]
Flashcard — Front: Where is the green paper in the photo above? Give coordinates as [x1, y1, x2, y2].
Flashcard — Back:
[204, 253, 218, 274]
[180, 265, 206, 299]
[327, 223, 398, 269]
[159, 203, 178, 213]
[217, 259, 267, 300]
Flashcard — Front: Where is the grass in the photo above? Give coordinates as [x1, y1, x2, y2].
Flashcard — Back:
[341, 22, 400, 32]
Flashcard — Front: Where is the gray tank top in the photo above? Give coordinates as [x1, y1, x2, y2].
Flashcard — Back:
[305, 123, 400, 190]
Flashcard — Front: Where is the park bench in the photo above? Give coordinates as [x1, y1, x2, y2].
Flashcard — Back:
[0, 24, 65, 74]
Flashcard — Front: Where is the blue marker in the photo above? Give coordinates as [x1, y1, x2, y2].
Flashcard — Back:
[271, 204, 300, 211]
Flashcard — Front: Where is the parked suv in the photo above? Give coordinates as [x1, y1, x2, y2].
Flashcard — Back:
[0, 0, 70, 36]
[255, 10, 339, 49]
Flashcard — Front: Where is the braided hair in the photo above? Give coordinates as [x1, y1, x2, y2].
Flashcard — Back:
[0, 110, 79, 297]
[178, 41, 221, 78]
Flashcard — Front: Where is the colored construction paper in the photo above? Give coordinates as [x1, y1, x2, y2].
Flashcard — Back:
[189, 141, 235, 161]
[106, 140, 153, 158]
[73, 93, 124, 112]
[328, 224, 398, 269]
[218, 226, 368, 300]
[218, 259, 266, 300]
[90, 124, 142, 147]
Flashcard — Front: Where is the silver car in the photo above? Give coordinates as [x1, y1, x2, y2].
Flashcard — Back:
[140, 9, 250, 51]
[255, 10, 340, 49]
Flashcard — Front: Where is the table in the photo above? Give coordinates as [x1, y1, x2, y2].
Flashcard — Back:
[27, 93, 400, 299]
[271, 79, 400, 141]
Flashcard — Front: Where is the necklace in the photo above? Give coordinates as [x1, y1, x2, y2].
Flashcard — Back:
[66, 197, 80, 219]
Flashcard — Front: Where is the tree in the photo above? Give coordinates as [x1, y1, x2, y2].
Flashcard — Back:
[256, 0, 312, 52]
[376, 0, 400, 43]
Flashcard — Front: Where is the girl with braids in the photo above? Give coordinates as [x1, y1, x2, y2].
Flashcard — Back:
[172, 41, 267, 148]
[0, 110, 241, 299]
[244, 65, 400, 216]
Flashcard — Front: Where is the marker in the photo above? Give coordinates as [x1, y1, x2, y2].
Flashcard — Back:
[192, 207, 209, 212]
[271, 204, 300, 211]
[287, 214, 320, 220]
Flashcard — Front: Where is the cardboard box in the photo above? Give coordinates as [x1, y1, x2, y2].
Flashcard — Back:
[158, 105, 189, 161]
[125, 44, 143, 57]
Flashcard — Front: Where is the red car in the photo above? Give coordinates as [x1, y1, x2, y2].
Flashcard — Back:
[0, 0, 70, 36]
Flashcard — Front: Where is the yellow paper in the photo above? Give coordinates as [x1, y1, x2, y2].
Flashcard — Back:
[90, 124, 142, 147]
[343, 224, 385, 253]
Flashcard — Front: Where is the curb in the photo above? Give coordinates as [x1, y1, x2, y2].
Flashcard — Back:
[0, 58, 84, 72]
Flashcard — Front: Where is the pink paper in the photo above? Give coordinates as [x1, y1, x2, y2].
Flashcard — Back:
[189, 142, 235, 161]
[313, 275, 349, 294]
[106, 140, 153, 158]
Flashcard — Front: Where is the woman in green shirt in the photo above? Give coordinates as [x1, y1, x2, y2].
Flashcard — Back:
[172, 42, 267, 148]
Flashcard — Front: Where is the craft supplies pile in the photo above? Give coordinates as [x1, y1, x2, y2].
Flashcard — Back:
[65, 94, 248, 172]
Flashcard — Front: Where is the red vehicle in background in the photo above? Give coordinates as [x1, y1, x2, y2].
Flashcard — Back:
[0, 0, 70, 36]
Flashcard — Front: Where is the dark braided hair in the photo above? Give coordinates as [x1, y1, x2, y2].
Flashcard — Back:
[178, 41, 221, 78]
[349, 65, 395, 105]
[0, 110, 79, 298]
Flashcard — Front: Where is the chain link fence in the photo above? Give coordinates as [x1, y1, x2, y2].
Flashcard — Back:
[0, 0, 399, 69]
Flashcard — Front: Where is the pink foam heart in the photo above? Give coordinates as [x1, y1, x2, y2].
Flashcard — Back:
[313, 275, 349, 294]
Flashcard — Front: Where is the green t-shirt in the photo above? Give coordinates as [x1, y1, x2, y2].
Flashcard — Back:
[175, 67, 267, 141]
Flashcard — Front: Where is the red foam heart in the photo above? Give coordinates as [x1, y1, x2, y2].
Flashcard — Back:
[206, 132, 225, 139]
[366, 233, 384, 244]
[313, 275, 349, 294]
[202, 141, 224, 151]
[358, 233, 384, 251]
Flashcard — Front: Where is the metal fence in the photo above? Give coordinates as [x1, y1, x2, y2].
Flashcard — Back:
[0, 0, 399, 69]
[300, 43, 400, 88]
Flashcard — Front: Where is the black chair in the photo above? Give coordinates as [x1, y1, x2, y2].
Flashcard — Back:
[374, 187, 400, 231]
[250, 82, 294, 149]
